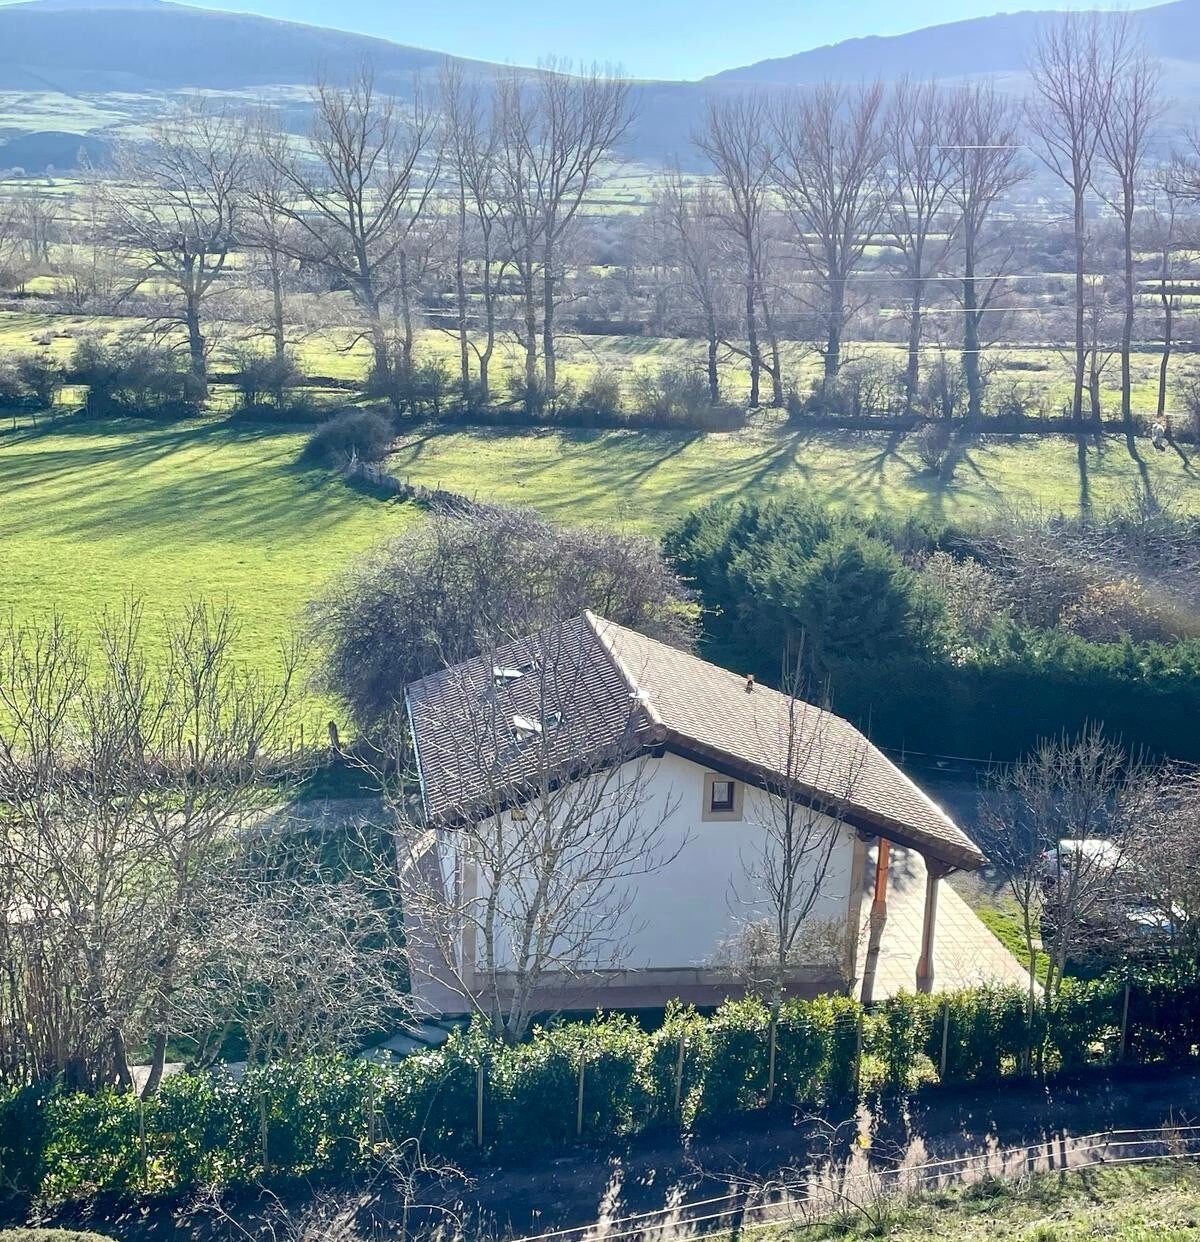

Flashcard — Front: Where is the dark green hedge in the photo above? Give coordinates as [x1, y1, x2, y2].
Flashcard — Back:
[2, 970, 1196, 1209]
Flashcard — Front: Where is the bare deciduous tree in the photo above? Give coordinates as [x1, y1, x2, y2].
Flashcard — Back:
[981, 726, 1160, 1017]
[693, 93, 775, 407]
[441, 61, 504, 403]
[259, 68, 440, 388]
[722, 652, 866, 1100]
[96, 101, 252, 391]
[772, 81, 889, 382]
[884, 80, 956, 409]
[179, 821, 409, 1067]
[1028, 11, 1133, 426]
[495, 62, 635, 400]
[1099, 47, 1164, 434]
[945, 82, 1029, 423]
[0, 603, 306, 1093]
[657, 166, 728, 403]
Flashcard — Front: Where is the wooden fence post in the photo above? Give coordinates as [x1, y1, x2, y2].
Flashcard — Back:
[137, 1095, 147, 1184]
[853, 1011, 864, 1097]
[673, 1033, 687, 1119]
[576, 1056, 586, 1139]
[475, 1061, 485, 1148]
[259, 1091, 269, 1175]
[1119, 981, 1131, 1064]
[767, 1012, 778, 1104]
[939, 1001, 950, 1080]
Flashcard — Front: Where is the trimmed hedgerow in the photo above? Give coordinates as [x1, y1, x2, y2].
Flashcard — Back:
[3, 966, 1197, 1211]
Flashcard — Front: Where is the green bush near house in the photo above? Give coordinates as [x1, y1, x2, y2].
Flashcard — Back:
[2, 966, 1197, 1211]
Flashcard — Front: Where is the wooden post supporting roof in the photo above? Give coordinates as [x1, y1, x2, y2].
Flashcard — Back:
[916, 859, 951, 992]
[871, 838, 891, 917]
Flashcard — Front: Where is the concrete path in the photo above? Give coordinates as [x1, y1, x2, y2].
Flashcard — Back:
[855, 841, 1033, 1002]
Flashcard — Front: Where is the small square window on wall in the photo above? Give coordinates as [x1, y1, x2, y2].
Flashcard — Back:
[703, 772, 743, 821]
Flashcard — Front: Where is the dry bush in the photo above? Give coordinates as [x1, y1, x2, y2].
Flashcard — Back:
[1060, 576, 1193, 642]
[919, 550, 1009, 641]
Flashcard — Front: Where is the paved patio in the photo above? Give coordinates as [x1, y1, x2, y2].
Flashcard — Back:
[854, 840, 1034, 1002]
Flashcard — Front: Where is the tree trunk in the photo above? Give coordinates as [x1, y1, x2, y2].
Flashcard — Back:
[745, 265, 761, 408]
[906, 279, 923, 411]
[824, 283, 845, 380]
[762, 293, 784, 408]
[522, 256, 538, 396]
[1157, 258, 1173, 422]
[1072, 189, 1087, 426]
[542, 239, 557, 397]
[479, 254, 496, 406]
[398, 251, 414, 380]
[706, 309, 720, 404]
[1120, 198, 1135, 433]
[455, 248, 471, 400]
[962, 249, 983, 424]
[184, 295, 207, 393]
[270, 255, 286, 366]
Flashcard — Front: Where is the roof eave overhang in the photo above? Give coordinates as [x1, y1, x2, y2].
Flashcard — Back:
[661, 735, 986, 873]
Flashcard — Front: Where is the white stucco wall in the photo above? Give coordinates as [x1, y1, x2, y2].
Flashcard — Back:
[455, 748, 857, 974]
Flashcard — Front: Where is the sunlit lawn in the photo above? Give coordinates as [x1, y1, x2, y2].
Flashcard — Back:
[386, 419, 1200, 531]
[0, 418, 416, 687]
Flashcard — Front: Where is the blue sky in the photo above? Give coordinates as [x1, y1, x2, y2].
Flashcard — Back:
[154, 0, 1151, 79]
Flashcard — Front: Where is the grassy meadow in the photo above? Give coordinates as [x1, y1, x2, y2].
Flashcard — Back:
[0, 418, 415, 682]
[3, 410, 1198, 683]
[778, 1163, 1200, 1242]
[3, 306, 1200, 696]
[387, 420, 1200, 529]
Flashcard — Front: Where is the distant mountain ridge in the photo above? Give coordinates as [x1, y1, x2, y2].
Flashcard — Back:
[0, 0, 490, 94]
[1, 0, 1200, 168]
[707, 0, 1200, 83]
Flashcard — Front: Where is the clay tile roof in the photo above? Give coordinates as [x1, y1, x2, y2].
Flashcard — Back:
[406, 612, 985, 871]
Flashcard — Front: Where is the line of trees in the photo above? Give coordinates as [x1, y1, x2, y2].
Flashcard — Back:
[1, 14, 1199, 424]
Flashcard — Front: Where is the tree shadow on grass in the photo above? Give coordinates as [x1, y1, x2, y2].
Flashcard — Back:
[0, 417, 392, 547]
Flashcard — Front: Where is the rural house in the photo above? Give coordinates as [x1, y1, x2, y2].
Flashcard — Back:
[402, 612, 1031, 1018]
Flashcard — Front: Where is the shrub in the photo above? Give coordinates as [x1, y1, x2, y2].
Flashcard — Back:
[4, 968, 1199, 1209]
[72, 337, 202, 419]
[792, 359, 903, 421]
[228, 347, 300, 410]
[310, 502, 695, 726]
[630, 366, 745, 430]
[910, 420, 954, 474]
[0, 362, 22, 406]
[577, 371, 623, 418]
[919, 355, 967, 420]
[1175, 375, 1200, 439]
[1060, 577, 1188, 643]
[920, 551, 1008, 644]
[364, 354, 453, 417]
[303, 410, 393, 468]
[14, 352, 63, 409]
[757, 528, 945, 674]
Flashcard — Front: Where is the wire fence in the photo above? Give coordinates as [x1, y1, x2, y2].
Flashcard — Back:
[506, 1124, 1200, 1242]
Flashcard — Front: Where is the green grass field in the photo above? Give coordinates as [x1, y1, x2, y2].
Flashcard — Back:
[777, 1163, 1200, 1242]
[0, 418, 414, 683]
[3, 412, 1198, 693]
[386, 419, 1200, 529]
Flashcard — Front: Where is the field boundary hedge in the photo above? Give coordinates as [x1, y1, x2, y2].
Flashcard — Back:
[2, 969, 1198, 1210]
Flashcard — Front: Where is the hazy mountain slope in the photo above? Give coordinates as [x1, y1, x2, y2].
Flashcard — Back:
[707, 0, 1200, 84]
[0, 0, 487, 93]
[2, 0, 1199, 169]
